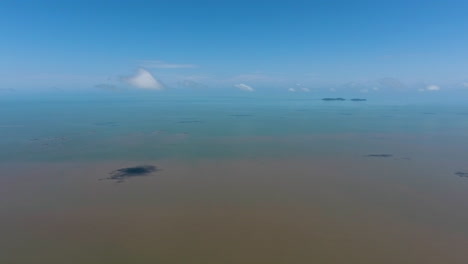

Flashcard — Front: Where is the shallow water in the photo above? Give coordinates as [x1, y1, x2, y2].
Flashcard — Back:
[2, 92, 468, 161]
[1, 92, 468, 263]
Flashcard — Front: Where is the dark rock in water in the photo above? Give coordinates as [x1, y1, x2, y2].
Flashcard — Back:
[106, 165, 159, 182]
[365, 154, 393, 158]
[350, 98, 367, 101]
[455, 171, 468, 178]
[322, 98, 346, 101]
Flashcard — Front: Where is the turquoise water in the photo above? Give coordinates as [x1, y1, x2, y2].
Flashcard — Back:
[2, 91, 468, 264]
[1, 91, 468, 161]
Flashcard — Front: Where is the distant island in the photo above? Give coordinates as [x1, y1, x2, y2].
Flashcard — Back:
[322, 98, 346, 101]
[321, 98, 367, 101]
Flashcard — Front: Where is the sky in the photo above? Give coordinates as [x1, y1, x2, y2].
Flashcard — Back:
[1, 0, 468, 93]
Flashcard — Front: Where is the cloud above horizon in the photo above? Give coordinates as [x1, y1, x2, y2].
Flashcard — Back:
[292, 83, 310, 92]
[140, 60, 197, 69]
[125, 69, 165, 90]
[418, 84, 441, 92]
[426, 84, 441, 91]
[235, 83, 254, 92]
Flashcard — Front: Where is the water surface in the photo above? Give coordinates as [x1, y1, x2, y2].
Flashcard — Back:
[1, 92, 468, 263]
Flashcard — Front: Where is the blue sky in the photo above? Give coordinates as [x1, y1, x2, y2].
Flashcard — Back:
[1, 0, 468, 92]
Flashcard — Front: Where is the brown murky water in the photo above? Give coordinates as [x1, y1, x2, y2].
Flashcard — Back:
[1, 157, 468, 263]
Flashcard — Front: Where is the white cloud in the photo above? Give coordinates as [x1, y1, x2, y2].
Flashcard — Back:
[288, 88, 296, 92]
[426, 84, 440, 91]
[234, 83, 254, 92]
[295, 83, 310, 92]
[126, 69, 165, 90]
[140, 60, 197, 69]
[462, 82, 468, 88]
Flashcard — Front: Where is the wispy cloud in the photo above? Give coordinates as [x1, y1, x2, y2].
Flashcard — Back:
[418, 84, 441, 92]
[288, 88, 296, 92]
[124, 68, 165, 90]
[295, 84, 310, 92]
[234, 83, 254, 92]
[140, 60, 197, 69]
[462, 82, 468, 88]
[426, 84, 440, 91]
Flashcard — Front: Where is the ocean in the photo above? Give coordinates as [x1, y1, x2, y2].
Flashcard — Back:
[1, 91, 468, 263]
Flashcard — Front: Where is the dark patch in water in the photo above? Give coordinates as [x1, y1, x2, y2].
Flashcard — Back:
[365, 154, 393, 158]
[350, 98, 367, 101]
[322, 98, 346, 101]
[106, 165, 159, 183]
[455, 171, 468, 178]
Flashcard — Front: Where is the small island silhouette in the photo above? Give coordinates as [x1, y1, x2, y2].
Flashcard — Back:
[455, 171, 468, 178]
[365, 154, 393, 158]
[322, 98, 346, 101]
